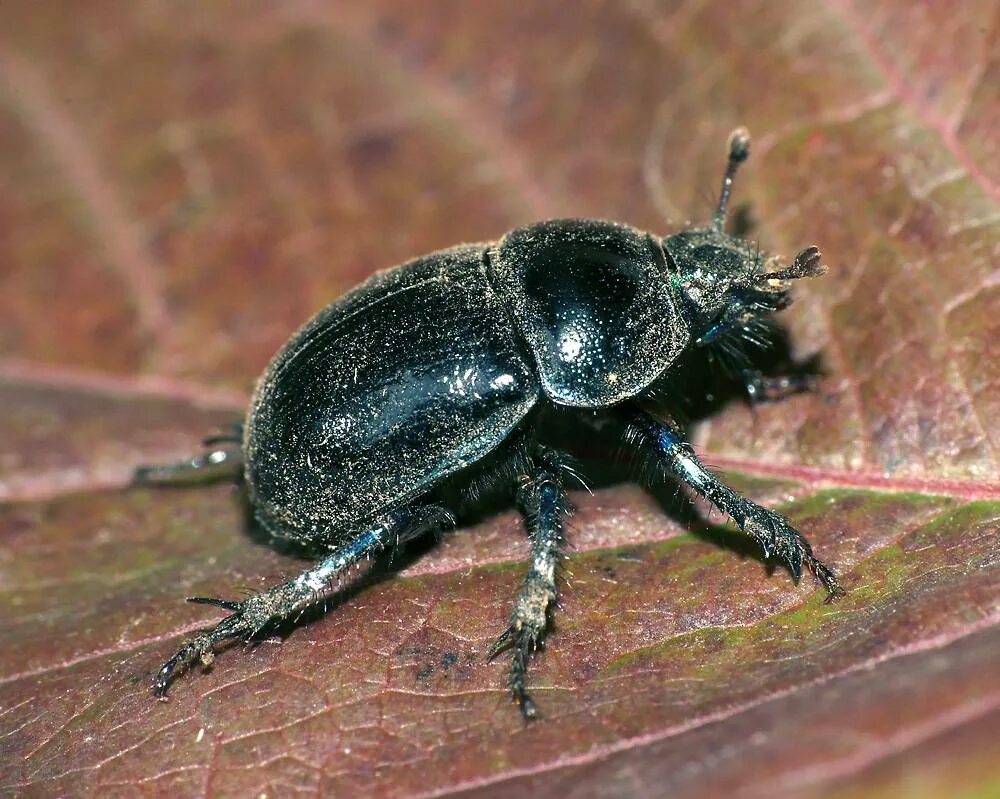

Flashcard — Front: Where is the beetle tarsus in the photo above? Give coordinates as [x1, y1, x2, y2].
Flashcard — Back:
[154, 623, 236, 697]
[742, 369, 817, 405]
[487, 621, 544, 721]
[489, 574, 553, 721]
[133, 432, 244, 486]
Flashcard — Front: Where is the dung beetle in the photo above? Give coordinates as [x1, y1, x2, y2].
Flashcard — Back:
[139, 128, 844, 719]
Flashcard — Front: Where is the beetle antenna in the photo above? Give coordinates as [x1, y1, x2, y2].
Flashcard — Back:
[713, 127, 751, 233]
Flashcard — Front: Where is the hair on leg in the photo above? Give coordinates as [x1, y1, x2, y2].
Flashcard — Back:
[487, 445, 574, 719]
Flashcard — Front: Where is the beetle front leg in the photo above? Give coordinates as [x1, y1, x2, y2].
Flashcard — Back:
[487, 448, 570, 719]
[629, 411, 844, 599]
[154, 504, 450, 696]
[741, 368, 816, 405]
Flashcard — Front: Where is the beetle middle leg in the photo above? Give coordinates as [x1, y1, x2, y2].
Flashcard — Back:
[487, 446, 571, 719]
[154, 503, 450, 696]
[628, 410, 844, 599]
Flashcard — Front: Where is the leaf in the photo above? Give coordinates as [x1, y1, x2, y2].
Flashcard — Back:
[0, 2, 997, 797]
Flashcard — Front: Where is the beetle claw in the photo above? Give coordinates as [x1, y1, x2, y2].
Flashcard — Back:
[486, 627, 514, 661]
[153, 631, 216, 697]
[187, 596, 243, 612]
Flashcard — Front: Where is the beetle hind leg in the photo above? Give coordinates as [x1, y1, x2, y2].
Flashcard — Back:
[154, 503, 450, 697]
[487, 447, 572, 719]
[134, 421, 245, 485]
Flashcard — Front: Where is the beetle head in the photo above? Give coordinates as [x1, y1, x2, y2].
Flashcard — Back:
[662, 128, 826, 347]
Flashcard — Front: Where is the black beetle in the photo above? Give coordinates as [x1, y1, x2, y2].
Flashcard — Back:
[139, 128, 843, 718]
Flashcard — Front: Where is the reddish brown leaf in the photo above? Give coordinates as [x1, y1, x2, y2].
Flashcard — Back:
[0, 2, 997, 797]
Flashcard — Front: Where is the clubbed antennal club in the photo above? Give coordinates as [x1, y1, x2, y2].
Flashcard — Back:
[757, 244, 828, 284]
[713, 126, 751, 233]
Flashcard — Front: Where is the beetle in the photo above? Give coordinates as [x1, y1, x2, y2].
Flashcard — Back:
[139, 128, 844, 719]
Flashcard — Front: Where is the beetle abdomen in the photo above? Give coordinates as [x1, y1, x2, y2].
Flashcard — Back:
[490, 219, 688, 407]
[245, 244, 540, 543]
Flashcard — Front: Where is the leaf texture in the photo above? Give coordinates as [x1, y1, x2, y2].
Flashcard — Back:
[0, 1, 997, 797]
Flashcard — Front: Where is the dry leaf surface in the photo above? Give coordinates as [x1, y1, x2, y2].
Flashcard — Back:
[0, 2, 998, 797]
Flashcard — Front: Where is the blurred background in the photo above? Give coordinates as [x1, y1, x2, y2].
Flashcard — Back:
[1, 2, 997, 797]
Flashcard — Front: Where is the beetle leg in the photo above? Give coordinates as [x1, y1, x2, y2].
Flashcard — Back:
[628, 411, 844, 600]
[742, 368, 816, 405]
[134, 421, 245, 485]
[153, 504, 450, 697]
[487, 447, 571, 719]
